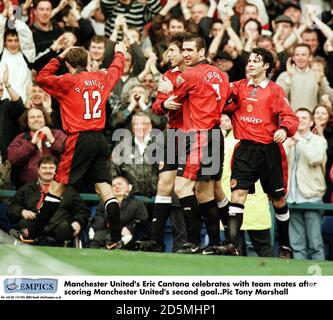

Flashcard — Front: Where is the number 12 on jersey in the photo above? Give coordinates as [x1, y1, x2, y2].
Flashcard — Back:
[83, 90, 102, 120]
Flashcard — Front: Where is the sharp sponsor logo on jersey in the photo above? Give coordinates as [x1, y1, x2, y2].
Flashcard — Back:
[204, 71, 223, 83]
[246, 104, 254, 113]
[176, 75, 185, 85]
[239, 115, 263, 124]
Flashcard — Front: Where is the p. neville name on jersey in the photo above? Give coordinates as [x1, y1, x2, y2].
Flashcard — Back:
[36, 52, 125, 134]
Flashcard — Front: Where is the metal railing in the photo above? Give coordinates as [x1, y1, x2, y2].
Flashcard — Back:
[2, 189, 333, 211]
[0, 189, 155, 204]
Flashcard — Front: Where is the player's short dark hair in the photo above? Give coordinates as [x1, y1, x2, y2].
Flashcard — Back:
[65, 47, 88, 69]
[182, 34, 207, 54]
[38, 155, 58, 168]
[251, 47, 275, 74]
[167, 32, 188, 50]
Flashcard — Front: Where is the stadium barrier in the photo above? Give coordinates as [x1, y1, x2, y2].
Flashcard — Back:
[0, 190, 156, 204]
[2, 189, 333, 209]
[1, 190, 332, 258]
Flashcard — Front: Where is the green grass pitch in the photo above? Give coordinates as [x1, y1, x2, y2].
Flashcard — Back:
[0, 244, 332, 275]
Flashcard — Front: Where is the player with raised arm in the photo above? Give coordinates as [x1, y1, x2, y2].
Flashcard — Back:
[11, 43, 127, 250]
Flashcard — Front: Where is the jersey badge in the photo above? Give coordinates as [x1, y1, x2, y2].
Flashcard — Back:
[246, 104, 254, 113]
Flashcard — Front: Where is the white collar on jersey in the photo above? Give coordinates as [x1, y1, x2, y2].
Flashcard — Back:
[171, 66, 180, 73]
[247, 78, 270, 89]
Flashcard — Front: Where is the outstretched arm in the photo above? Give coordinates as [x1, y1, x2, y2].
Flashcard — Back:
[105, 42, 126, 91]
[2, 64, 20, 101]
[16, 19, 36, 63]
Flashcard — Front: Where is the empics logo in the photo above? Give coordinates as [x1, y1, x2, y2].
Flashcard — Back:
[4, 278, 58, 294]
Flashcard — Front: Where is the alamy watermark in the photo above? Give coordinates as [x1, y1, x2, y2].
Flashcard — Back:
[112, 128, 223, 176]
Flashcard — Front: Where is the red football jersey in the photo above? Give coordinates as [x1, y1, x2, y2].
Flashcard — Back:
[173, 61, 229, 131]
[152, 67, 183, 129]
[36, 53, 125, 134]
[224, 79, 299, 144]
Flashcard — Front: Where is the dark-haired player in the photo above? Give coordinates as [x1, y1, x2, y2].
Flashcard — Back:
[220, 48, 299, 258]
[162, 34, 230, 254]
[135, 33, 186, 252]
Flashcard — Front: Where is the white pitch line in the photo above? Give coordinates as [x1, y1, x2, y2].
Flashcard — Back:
[0, 231, 89, 275]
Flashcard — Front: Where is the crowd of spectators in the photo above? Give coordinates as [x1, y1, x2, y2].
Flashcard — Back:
[0, 0, 333, 260]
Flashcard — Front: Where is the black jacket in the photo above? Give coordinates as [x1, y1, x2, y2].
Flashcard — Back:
[90, 196, 149, 247]
[0, 98, 25, 157]
[7, 182, 89, 233]
[93, 196, 148, 233]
